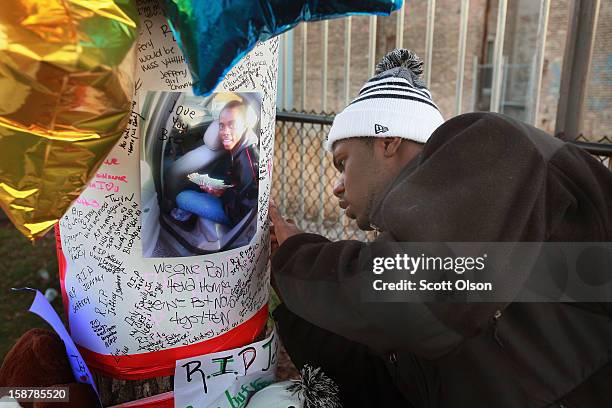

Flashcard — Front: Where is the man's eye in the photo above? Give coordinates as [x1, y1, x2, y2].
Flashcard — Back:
[338, 160, 345, 170]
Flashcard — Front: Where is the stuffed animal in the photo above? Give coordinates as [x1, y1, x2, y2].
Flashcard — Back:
[246, 366, 341, 408]
[0, 328, 98, 408]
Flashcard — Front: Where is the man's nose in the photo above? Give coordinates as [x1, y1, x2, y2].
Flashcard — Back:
[333, 177, 345, 198]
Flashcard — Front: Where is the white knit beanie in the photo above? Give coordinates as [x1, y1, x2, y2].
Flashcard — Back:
[324, 49, 444, 152]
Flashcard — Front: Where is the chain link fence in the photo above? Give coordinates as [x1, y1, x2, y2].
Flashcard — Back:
[272, 112, 612, 242]
[271, 111, 377, 242]
[575, 135, 612, 169]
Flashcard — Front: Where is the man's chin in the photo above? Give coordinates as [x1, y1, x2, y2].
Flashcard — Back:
[357, 218, 374, 231]
[350, 212, 373, 231]
[345, 208, 357, 220]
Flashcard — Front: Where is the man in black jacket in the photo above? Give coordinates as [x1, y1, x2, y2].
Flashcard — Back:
[269, 49, 612, 407]
[212, 99, 259, 226]
[175, 100, 259, 227]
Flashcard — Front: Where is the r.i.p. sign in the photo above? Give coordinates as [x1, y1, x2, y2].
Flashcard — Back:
[174, 331, 278, 408]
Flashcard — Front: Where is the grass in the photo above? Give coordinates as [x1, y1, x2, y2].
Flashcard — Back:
[0, 219, 63, 363]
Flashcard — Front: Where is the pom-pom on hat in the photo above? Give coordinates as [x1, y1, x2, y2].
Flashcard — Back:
[245, 365, 341, 408]
[325, 49, 444, 152]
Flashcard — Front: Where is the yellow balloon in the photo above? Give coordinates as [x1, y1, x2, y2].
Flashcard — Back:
[0, 0, 137, 240]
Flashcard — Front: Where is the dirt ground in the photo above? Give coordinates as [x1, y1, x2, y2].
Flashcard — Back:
[276, 340, 300, 380]
[0, 219, 64, 362]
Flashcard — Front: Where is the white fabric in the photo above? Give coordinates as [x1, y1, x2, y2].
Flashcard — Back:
[325, 89, 444, 151]
[246, 381, 303, 408]
[203, 119, 223, 150]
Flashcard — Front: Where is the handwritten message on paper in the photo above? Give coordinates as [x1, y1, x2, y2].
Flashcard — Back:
[57, 1, 278, 362]
[174, 331, 278, 408]
[17, 288, 101, 405]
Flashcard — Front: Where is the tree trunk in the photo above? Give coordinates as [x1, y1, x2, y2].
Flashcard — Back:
[93, 372, 172, 407]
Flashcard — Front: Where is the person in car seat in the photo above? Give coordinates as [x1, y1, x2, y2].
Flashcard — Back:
[172, 100, 259, 227]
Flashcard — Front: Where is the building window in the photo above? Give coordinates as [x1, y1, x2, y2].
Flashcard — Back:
[481, 39, 495, 96]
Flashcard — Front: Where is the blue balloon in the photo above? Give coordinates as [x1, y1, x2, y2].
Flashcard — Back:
[162, 0, 402, 96]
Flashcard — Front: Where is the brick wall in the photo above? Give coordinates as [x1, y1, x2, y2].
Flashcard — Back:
[583, 0, 612, 139]
[285, 0, 611, 140]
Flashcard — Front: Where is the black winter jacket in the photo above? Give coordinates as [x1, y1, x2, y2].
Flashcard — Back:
[213, 136, 259, 225]
[272, 112, 612, 407]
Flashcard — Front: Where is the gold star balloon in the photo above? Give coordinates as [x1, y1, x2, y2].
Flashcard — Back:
[0, 0, 137, 240]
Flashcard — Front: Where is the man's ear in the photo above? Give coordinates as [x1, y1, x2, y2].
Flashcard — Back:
[377, 137, 403, 157]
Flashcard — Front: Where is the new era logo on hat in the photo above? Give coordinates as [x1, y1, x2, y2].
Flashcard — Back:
[375, 124, 389, 134]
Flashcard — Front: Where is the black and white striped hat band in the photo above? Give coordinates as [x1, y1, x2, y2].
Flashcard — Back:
[351, 78, 440, 112]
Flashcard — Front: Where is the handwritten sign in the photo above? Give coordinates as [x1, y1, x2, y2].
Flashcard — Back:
[55, 0, 278, 377]
[15, 288, 101, 406]
[174, 330, 278, 408]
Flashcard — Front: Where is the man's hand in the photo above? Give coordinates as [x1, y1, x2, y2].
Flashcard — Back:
[200, 185, 224, 197]
[269, 200, 303, 304]
[269, 200, 303, 252]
